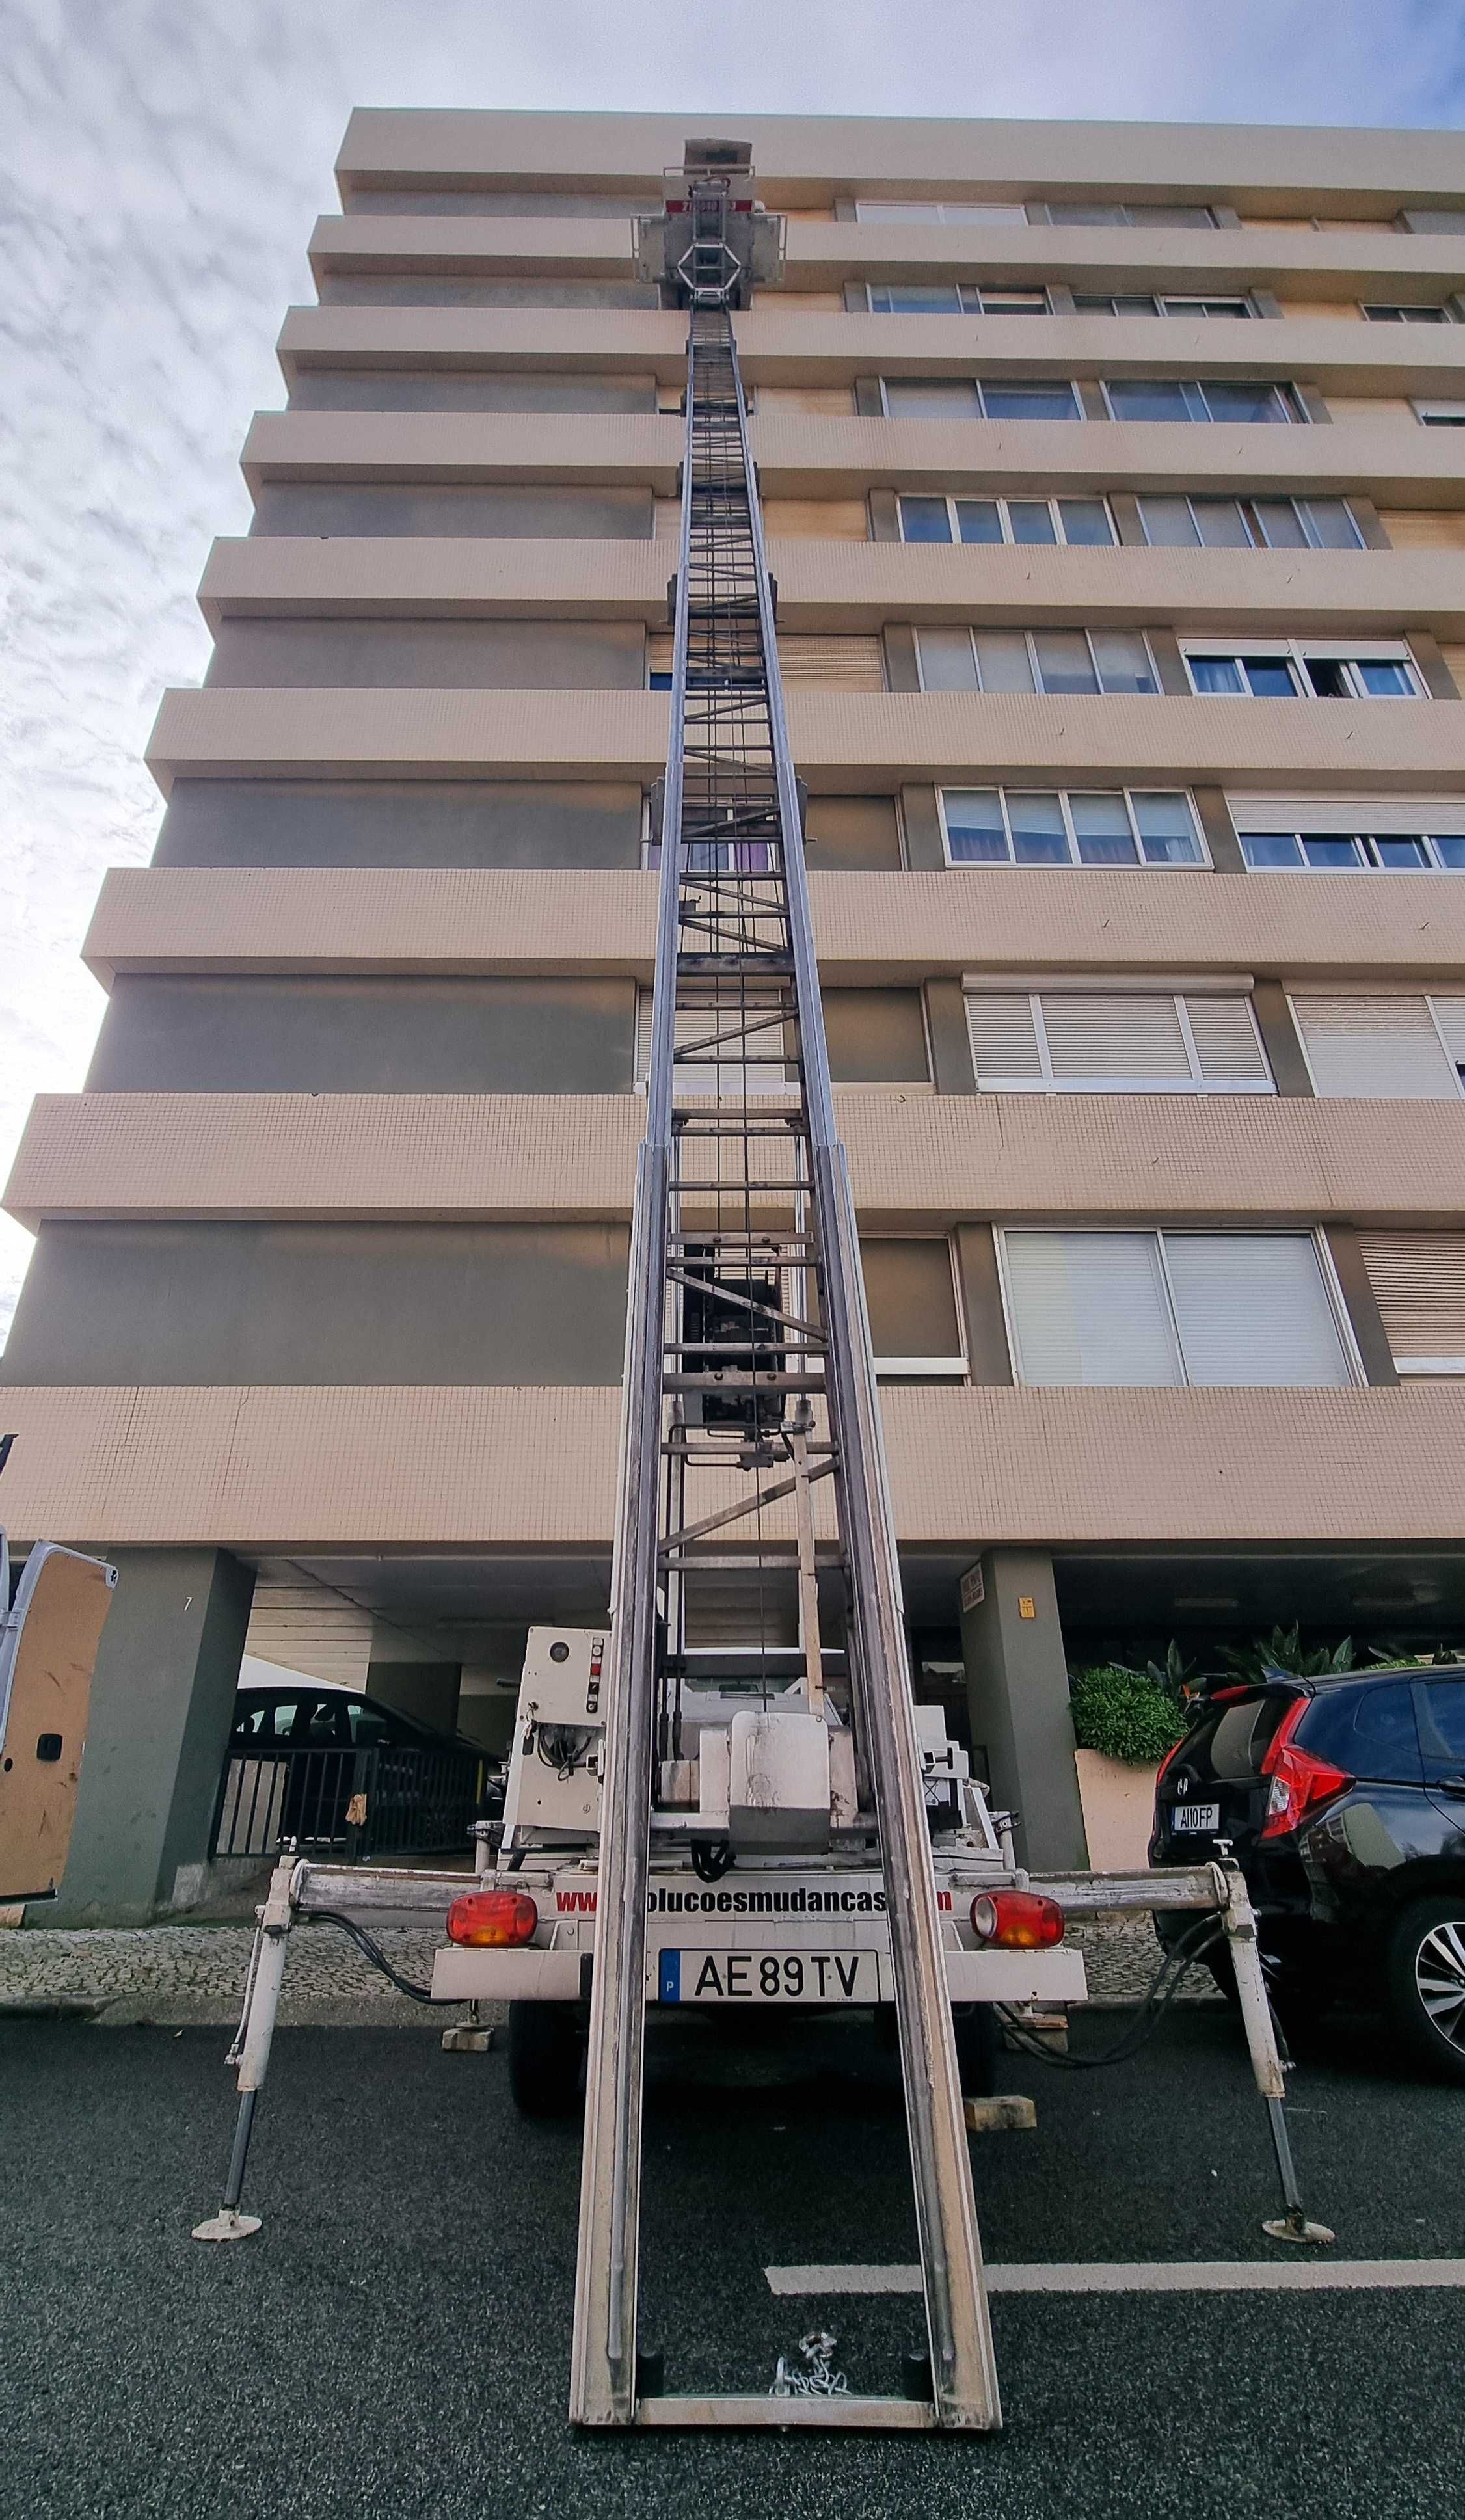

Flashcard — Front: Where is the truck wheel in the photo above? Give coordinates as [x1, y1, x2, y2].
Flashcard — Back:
[507, 2001, 584, 2117]
[952, 2003, 1001, 2098]
[1386, 1896, 1465, 2086]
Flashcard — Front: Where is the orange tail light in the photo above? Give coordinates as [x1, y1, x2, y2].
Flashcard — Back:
[447, 1889, 539, 1948]
[970, 1889, 1065, 1948]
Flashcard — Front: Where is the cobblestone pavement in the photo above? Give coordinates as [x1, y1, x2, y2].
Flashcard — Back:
[0, 1910, 1215, 2025]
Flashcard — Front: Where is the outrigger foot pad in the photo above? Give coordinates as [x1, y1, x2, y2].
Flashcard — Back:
[1263, 2211, 1336, 2247]
[191, 2208, 262, 2243]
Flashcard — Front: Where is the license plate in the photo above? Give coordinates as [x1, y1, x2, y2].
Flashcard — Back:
[1170, 1802, 1221, 1834]
[658, 1949, 880, 2004]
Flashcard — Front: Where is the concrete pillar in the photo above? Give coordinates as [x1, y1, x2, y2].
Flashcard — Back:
[49, 1547, 255, 1925]
[959, 1548, 1088, 1871]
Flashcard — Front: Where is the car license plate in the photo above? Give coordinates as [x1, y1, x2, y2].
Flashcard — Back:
[1170, 1802, 1221, 1834]
[658, 1949, 880, 2004]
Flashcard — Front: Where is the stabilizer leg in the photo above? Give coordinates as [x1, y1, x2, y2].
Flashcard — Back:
[193, 1853, 295, 2242]
[1216, 1863, 1334, 2247]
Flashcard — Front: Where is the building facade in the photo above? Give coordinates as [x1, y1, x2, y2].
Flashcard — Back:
[7, 109, 1465, 1920]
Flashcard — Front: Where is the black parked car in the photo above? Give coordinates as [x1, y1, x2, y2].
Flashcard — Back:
[221, 1682, 500, 1860]
[1150, 1665, 1465, 2082]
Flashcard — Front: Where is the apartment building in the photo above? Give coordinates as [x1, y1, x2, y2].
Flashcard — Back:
[7, 108, 1465, 1921]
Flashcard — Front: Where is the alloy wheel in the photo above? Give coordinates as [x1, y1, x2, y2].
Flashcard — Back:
[1414, 1917, 1465, 2054]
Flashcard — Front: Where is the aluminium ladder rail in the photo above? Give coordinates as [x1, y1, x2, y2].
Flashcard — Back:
[568, 166, 1001, 2433]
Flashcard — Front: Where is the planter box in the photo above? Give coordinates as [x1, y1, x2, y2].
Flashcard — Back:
[1075, 1749, 1161, 1875]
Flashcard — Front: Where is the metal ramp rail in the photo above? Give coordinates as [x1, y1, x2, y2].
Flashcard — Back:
[569, 146, 1001, 2433]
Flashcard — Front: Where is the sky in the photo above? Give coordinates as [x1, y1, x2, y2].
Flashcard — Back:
[2, 0, 1464, 1345]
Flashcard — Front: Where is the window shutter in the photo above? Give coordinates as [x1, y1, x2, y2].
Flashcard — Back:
[966, 993, 1042, 1080]
[1292, 995, 1459, 1097]
[1429, 996, 1465, 1065]
[1040, 993, 1191, 1079]
[1163, 1235, 1351, 1387]
[777, 634, 885, 690]
[647, 632, 674, 676]
[1002, 1231, 1183, 1385]
[882, 378, 983, 418]
[1360, 1233, 1465, 1366]
[1182, 994, 1271, 1082]
[917, 626, 979, 690]
[753, 384, 857, 416]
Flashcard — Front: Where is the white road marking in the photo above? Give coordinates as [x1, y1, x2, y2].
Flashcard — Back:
[766, 2259, 1465, 2297]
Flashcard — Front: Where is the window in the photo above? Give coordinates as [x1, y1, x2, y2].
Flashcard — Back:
[939, 786, 1205, 866]
[1073, 293, 1250, 319]
[1416, 401, 1465, 426]
[898, 491, 1114, 546]
[880, 375, 1081, 420]
[965, 985, 1271, 1092]
[1360, 1233, 1465, 1374]
[1229, 797, 1465, 873]
[1045, 203, 1218, 229]
[1139, 493, 1362, 550]
[1104, 377, 1302, 424]
[1289, 994, 1465, 1097]
[1364, 303, 1450, 323]
[999, 1229, 1354, 1387]
[917, 624, 1157, 695]
[868, 283, 1047, 315]
[861, 1237, 966, 1378]
[634, 993, 788, 1094]
[1181, 639, 1420, 699]
[855, 200, 1027, 226]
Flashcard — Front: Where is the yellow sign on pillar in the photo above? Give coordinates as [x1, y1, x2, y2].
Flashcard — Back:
[1017, 1596, 1036, 1620]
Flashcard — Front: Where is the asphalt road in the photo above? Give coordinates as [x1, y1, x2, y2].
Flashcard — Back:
[2, 2002, 1462, 2520]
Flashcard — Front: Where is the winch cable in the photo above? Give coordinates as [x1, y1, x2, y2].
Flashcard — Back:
[299, 1908, 437, 2005]
[994, 1913, 1226, 2072]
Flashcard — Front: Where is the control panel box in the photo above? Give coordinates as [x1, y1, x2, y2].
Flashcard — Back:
[518, 1626, 607, 1726]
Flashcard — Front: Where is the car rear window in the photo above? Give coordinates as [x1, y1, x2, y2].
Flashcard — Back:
[1297, 1680, 1421, 1781]
[1183, 1691, 1291, 1780]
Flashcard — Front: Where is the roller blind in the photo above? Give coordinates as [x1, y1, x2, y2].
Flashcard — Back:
[1429, 997, 1465, 1065]
[1003, 1232, 1183, 1385]
[1003, 1230, 1351, 1386]
[882, 378, 982, 418]
[762, 498, 869, 540]
[965, 989, 1269, 1088]
[754, 384, 856, 416]
[966, 995, 1044, 1079]
[777, 634, 885, 690]
[1163, 1235, 1351, 1386]
[1042, 994, 1190, 1078]
[635, 994, 788, 1092]
[1360, 1233, 1465, 1366]
[1378, 511, 1465, 550]
[1292, 995, 1459, 1097]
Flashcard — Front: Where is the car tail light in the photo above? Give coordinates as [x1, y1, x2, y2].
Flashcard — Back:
[1258, 1700, 1352, 1840]
[970, 1890, 1064, 1948]
[1155, 1733, 1188, 1788]
[446, 1890, 538, 1948]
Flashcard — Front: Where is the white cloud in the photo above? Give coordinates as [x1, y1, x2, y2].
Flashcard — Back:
[1, 0, 1462, 1343]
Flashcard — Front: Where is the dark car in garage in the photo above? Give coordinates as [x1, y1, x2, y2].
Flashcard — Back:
[217, 1680, 498, 1863]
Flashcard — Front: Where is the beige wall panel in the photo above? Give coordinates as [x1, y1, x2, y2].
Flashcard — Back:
[1440, 642, 1465, 690]
[84, 864, 1465, 989]
[1276, 297, 1362, 319]
[241, 408, 682, 491]
[278, 305, 690, 382]
[755, 384, 856, 415]
[1329, 395, 1419, 422]
[199, 535, 671, 624]
[309, 212, 635, 279]
[760, 291, 846, 314]
[146, 683, 1465, 794]
[763, 499, 868, 540]
[4, 1374, 1465, 1546]
[1379, 510, 1465, 548]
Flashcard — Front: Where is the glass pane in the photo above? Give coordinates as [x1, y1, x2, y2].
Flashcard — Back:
[1131, 205, 1215, 228]
[1188, 655, 1246, 695]
[981, 380, 1079, 419]
[1302, 657, 1349, 698]
[1241, 656, 1300, 696]
[1068, 793, 1139, 863]
[1090, 630, 1157, 694]
[1192, 498, 1252, 548]
[1300, 498, 1362, 550]
[1199, 379, 1289, 423]
[1004, 1231, 1183, 1385]
[855, 202, 933, 222]
[1431, 835, 1465, 868]
[1006, 792, 1071, 863]
[1354, 660, 1416, 695]
[1416, 1682, 1465, 1775]
[1164, 1234, 1350, 1387]
[1300, 837, 1365, 868]
[1049, 203, 1130, 225]
[942, 202, 1028, 226]
[1008, 500, 1058, 543]
[954, 498, 1004, 543]
[883, 378, 982, 418]
[1251, 498, 1308, 548]
[1300, 1682, 1421, 1782]
[1241, 831, 1304, 868]
[978, 289, 1047, 314]
[942, 790, 1009, 862]
[876, 284, 962, 313]
[900, 496, 954, 543]
[1105, 378, 1192, 421]
[1032, 632, 1099, 695]
[917, 627, 980, 691]
[1057, 497, 1114, 545]
[1132, 792, 1203, 864]
[1140, 495, 1200, 546]
[1112, 294, 1161, 315]
[972, 632, 1036, 693]
[1071, 294, 1118, 314]
[1372, 837, 1430, 868]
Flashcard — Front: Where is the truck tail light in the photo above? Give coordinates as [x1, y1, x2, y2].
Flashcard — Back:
[1258, 1700, 1352, 1841]
[970, 1890, 1064, 1948]
[447, 1890, 538, 1948]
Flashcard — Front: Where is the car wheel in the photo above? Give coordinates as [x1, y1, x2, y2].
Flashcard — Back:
[952, 2003, 1001, 2098]
[507, 2000, 584, 2117]
[1386, 1896, 1465, 2085]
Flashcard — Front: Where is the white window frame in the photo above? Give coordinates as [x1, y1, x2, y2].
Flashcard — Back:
[854, 200, 1028, 227]
[1099, 377, 1302, 424]
[1413, 399, 1465, 425]
[1044, 203, 1220, 231]
[1178, 635, 1421, 700]
[936, 785, 1209, 870]
[896, 490, 1117, 548]
[866, 282, 1049, 316]
[1229, 797, 1465, 875]
[962, 976, 1274, 1095]
[1138, 492, 1363, 552]
[1286, 989, 1465, 1101]
[1075, 293, 1250, 319]
[1363, 303, 1452, 323]
[915, 623, 1159, 697]
[877, 375, 1082, 421]
[867, 1234, 969, 1381]
[992, 1226, 1364, 1389]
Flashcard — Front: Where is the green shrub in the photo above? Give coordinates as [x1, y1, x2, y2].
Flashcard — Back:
[1069, 1664, 1187, 1766]
[1221, 1624, 1354, 1685]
